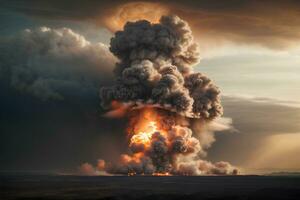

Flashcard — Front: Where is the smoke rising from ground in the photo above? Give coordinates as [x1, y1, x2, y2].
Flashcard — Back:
[80, 16, 237, 176]
[84, 108, 237, 175]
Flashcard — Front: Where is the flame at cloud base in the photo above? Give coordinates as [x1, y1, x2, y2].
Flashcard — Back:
[80, 107, 237, 175]
[80, 15, 238, 176]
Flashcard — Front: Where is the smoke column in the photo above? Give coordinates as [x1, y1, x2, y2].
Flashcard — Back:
[80, 15, 238, 175]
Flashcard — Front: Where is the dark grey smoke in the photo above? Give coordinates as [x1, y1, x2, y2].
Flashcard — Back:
[100, 15, 222, 120]
[80, 15, 237, 176]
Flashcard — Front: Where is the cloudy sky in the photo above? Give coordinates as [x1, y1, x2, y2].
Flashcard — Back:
[1, 0, 300, 174]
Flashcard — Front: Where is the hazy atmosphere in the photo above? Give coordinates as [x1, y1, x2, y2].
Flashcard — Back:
[1, 0, 300, 175]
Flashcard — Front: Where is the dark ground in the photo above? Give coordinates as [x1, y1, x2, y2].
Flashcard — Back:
[1, 174, 300, 200]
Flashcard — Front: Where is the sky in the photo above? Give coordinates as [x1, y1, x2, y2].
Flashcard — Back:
[0, 0, 300, 174]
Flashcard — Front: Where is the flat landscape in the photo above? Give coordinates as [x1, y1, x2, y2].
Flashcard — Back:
[1, 175, 300, 200]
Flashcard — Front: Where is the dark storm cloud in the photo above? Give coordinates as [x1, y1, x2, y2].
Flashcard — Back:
[3, 0, 300, 49]
[1, 0, 119, 20]
[0, 26, 116, 100]
[0, 87, 128, 171]
[170, 0, 300, 49]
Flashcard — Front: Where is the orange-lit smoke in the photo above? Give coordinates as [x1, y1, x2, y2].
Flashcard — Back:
[81, 107, 238, 175]
[102, 100, 130, 118]
[102, 2, 169, 32]
[80, 14, 238, 176]
[112, 108, 237, 175]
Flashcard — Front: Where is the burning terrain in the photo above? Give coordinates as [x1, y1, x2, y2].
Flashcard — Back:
[80, 15, 238, 176]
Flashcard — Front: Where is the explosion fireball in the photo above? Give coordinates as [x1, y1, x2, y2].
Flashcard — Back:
[80, 15, 238, 176]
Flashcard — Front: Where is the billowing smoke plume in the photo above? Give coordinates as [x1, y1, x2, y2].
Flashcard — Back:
[81, 15, 237, 176]
[100, 15, 222, 119]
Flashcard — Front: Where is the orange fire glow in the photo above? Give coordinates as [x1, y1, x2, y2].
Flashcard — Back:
[103, 101, 129, 118]
[130, 121, 158, 147]
[120, 152, 144, 163]
[128, 108, 168, 148]
[102, 2, 170, 32]
[152, 172, 171, 176]
[114, 107, 174, 176]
